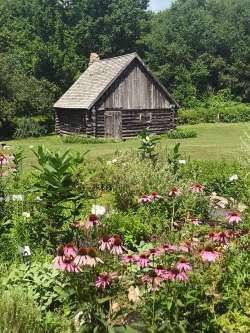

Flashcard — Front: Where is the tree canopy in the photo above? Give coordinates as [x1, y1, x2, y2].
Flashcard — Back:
[0, 0, 249, 137]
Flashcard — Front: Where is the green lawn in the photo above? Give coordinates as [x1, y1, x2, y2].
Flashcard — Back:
[4, 123, 250, 168]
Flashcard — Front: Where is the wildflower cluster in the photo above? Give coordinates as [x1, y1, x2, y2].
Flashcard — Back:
[0, 153, 17, 176]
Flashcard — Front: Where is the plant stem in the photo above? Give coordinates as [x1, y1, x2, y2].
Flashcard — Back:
[171, 200, 175, 230]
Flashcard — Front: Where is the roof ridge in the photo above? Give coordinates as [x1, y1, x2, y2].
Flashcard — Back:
[99, 52, 137, 62]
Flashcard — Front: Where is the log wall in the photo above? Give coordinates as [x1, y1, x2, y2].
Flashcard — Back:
[121, 109, 175, 137]
[55, 109, 87, 136]
[94, 109, 175, 138]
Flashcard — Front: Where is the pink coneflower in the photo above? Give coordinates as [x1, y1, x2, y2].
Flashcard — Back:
[142, 270, 163, 291]
[148, 247, 162, 257]
[173, 222, 184, 229]
[226, 211, 241, 224]
[192, 219, 203, 225]
[110, 236, 126, 255]
[54, 256, 81, 273]
[149, 192, 162, 200]
[200, 246, 220, 263]
[212, 230, 230, 245]
[190, 183, 203, 193]
[175, 271, 189, 281]
[85, 214, 100, 230]
[74, 247, 92, 266]
[96, 272, 118, 289]
[169, 268, 189, 281]
[0, 154, 7, 164]
[121, 254, 136, 264]
[162, 270, 175, 281]
[208, 231, 215, 239]
[53, 246, 80, 273]
[135, 253, 150, 268]
[169, 187, 181, 197]
[138, 195, 152, 203]
[162, 244, 177, 253]
[9, 167, 17, 173]
[179, 241, 191, 253]
[154, 266, 169, 278]
[70, 220, 83, 229]
[176, 258, 192, 272]
[87, 248, 104, 267]
[99, 235, 113, 251]
[63, 243, 77, 257]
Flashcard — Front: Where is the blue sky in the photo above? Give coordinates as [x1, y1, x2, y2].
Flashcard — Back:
[149, 0, 172, 11]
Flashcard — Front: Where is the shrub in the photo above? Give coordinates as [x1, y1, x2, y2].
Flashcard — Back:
[0, 288, 44, 333]
[178, 102, 250, 125]
[14, 117, 48, 138]
[62, 135, 117, 144]
[165, 128, 197, 139]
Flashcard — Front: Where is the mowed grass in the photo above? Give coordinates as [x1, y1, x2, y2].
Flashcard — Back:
[4, 123, 249, 169]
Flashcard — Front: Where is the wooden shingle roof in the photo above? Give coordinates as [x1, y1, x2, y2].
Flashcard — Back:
[54, 52, 178, 109]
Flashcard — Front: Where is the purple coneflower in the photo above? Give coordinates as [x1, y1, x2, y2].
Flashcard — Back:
[179, 241, 191, 253]
[162, 270, 175, 281]
[121, 254, 136, 264]
[53, 246, 80, 273]
[169, 187, 181, 197]
[87, 248, 104, 267]
[63, 243, 77, 257]
[142, 270, 163, 291]
[85, 214, 100, 230]
[74, 247, 92, 266]
[192, 219, 203, 225]
[162, 243, 177, 253]
[176, 257, 192, 272]
[96, 272, 118, 289]
[70, 220, 83, 229]
[190, 183, 203, 193]
[149, 192, 162, 200]
[110, 236, 126, 255]
[226, 211, 241, 224]
[148, 247, 162, 257]
[200, 245, 220, 263]
[212, 230, 230, 245]
[135, 253, 150, 268]
[138, 195, 152, 203]
[154, 266, 168, 278]
[99, 235, 113, 251]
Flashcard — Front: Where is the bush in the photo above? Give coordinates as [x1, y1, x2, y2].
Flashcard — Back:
[14, 117, 48, 138]
[178, 102, 250, 125]
[165, 128, 197, 139]
[0, 288, 44, 333]
[62, 135, 117, 144]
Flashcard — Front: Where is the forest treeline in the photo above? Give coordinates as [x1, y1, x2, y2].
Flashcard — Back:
[0, 0, 249, 137]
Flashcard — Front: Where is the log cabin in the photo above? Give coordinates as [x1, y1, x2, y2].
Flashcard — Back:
[54, 52, 179, 138]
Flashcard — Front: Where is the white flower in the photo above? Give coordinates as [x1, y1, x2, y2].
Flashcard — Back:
[112, 158, 118, 164]
[19, 245, 31, 256]
[36, 196, 42, 201]
[12, 194, 24, 201]
[92, 204, 106, 216]
[22, 212, 30, 218]
[0, 197, 4, 202]
[179, 160, 186, 164]
[229, 174, 238, 182]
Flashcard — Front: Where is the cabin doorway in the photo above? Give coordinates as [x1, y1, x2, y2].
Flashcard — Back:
[104, 111, 122, 138]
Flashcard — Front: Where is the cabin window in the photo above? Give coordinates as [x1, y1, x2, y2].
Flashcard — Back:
[139, 112, 152, 123]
